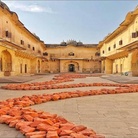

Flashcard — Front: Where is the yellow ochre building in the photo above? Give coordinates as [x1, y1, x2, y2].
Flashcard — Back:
[0, 2, 47, 77]
[44, 40, 101, 73]
[0, 1, 101, 76]
[1, 1, 138, 77]
[98, 6, 138, 76]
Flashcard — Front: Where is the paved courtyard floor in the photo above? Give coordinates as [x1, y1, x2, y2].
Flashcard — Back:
[0, 74, 138, 138]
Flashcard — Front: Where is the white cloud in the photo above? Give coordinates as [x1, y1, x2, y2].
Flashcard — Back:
[3, 1, 56, 13]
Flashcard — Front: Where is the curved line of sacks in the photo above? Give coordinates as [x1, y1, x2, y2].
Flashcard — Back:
[1, 78, 74, 90]
[1, 74, 102, 91]
[1, 82, 133, 91]
[0, 84, 138, 138]
[1, 78, 135, 90]
[52, 74, 102, 80]
[0, 93, 107, 138]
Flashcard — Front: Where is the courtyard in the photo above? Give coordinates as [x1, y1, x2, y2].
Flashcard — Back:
[0, 74, 138, 138]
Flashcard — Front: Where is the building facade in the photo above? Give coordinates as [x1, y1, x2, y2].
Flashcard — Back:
[3, 1, 138, 76]
[0, 2, 47, 77]
[0, 1, 101, 76]
[98, 6, 138, 76]
[44, 40, 101, 73]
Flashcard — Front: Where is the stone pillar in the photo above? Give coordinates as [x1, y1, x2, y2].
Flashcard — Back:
[0, 57, 1, 71]
[105, 58, 113, 74]
[127, 52, 132, 73]
[101, 60, 105, 73]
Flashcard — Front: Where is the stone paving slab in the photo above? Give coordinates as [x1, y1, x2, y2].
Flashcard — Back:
[31, 93, 138, 138]
[0, 75, 44, 83]
[1, 73, 138, 84]
[0, 73, 56, 83]
[0, 74, 138, 137]
[101, 74, 138, 84]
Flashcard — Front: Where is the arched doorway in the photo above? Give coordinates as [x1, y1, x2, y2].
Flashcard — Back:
[1, 50, 12, 76]
[132, 50, 138, 76]
[68, 64, 75, 72]
[63, 61, 79, 72]
[38, 60, 40, 73]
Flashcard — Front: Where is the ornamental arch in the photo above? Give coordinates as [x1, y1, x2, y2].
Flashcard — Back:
[1, 50, 12, 76]
[64, 61, 79, 72]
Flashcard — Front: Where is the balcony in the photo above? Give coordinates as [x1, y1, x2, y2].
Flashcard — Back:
[101, 49, 128, 60]
[117, 40, 138, 52]
[0, 39, 26, 50]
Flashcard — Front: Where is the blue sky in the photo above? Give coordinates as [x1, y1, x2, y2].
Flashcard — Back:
[3, 0, 138, 44]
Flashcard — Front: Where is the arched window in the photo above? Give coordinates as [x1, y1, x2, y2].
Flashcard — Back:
[38, 50, 41, 54]
[32, 47, 35, 51]
[119, 40, 123, 45]
[113, 44, 116, 49]
[95, 52, 100, 56]
[28, 44, 31, 48]
[68, 52, 74, 56]
[43, 52, 48, 56]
